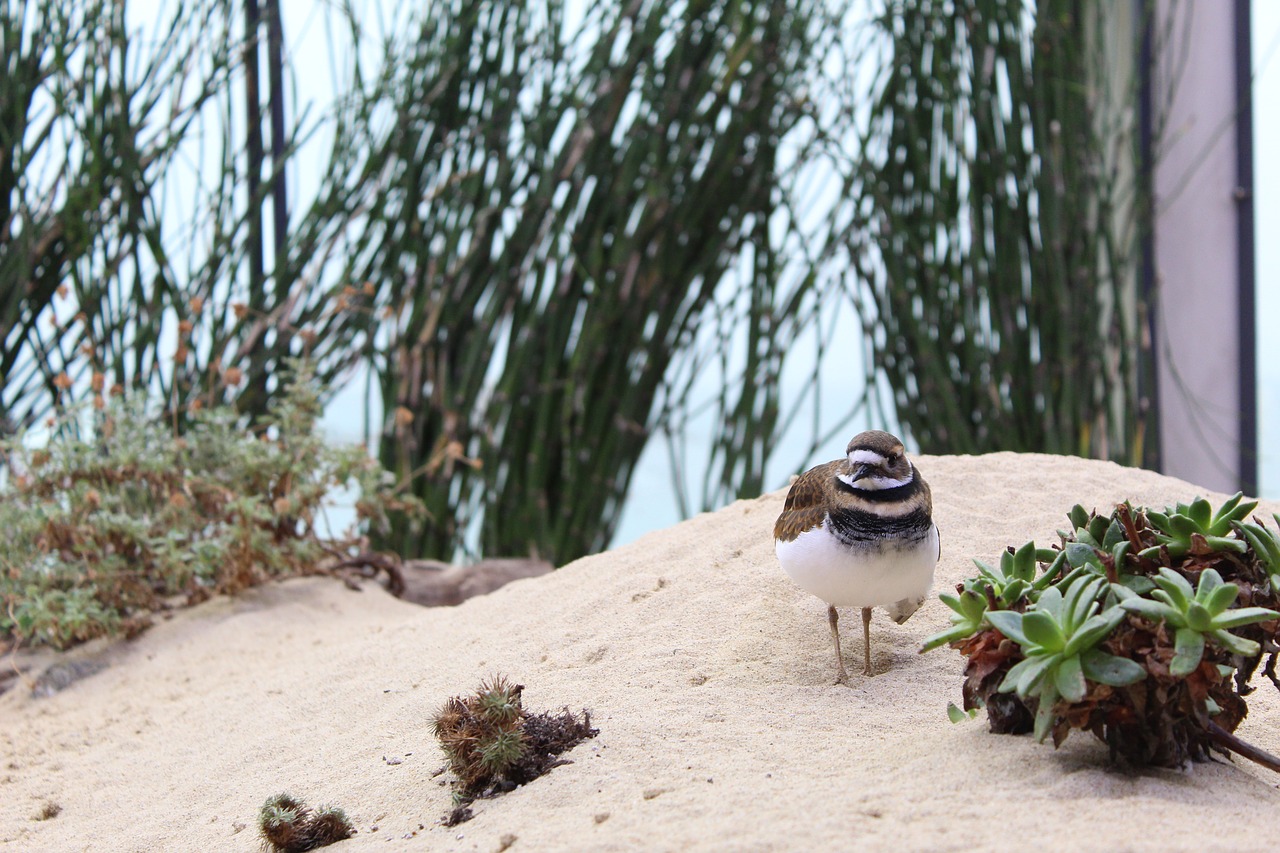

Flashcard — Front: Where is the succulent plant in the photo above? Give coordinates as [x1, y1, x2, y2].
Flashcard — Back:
[1117, 568, 1278, 676]
[1235, 516, 1280, 590]
[986, 576, 1145, 741]
[1140, 493, 1256, 559]
[925, 494, 1280, 771]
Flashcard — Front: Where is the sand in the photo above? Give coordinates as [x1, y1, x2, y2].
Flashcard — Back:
[3, 452, 1279, 852]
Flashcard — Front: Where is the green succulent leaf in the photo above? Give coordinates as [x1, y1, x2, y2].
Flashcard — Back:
[1184, 602, 1212, 633]
[1034, 586, 1065, 622]
[1102, 519, 1127, 549]
[1086, 515, 1109, 547]
[1032, 681, 1060, 743]
[1170, 627, 1206, 677]
[1213, 492, 1243, 524]
[1013, 653, 1054, 696]
[1236, 522, 1280, 576]
[1068, 505, 1090, 532]
[986, 610, 1029, 646]
[1063, 577, 1104, 633]
[1034, 559, 1081, 592]
[920, 625, 979, 653]
[1109, 540, 1131, 569]
[1203, 536, 1248, 554]
[1210, 492, 1256, 536]
[1065, 542, 1101, 570]
[998, 550, 1016, 581]
[998, 656, 1035, 694]
[1011, 541, 1038, 581]
[1152, 568, 1194, 611]
[1169, 514, 1201, 539]
[1200, 578, 1238, 613]
[1108, 582, 1138, 602]
[1053, 653, 1086, 703]
[1022, 611, 1065, 651]
[1210, 629, 1262, 657]
[1080, 648, 1146, 686]
[1119, 597, 1184, 626]
[1000, 578, 1030, 607]
[1210, 606, 1280, 630]
[1115, 574, 1157, 595]
[1186, 497, 1212, 532]
[921, 589, 993, 652]
[1062, 608, 1125, 657]
[946, 702, 978, 723]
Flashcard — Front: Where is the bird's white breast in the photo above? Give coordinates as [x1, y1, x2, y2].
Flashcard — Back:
[775, 521, 938, 608]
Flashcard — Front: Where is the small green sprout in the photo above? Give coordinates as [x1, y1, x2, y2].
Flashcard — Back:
[921, 589, 989, 652]
[920, 541, 1069, 652]
[1117, 568, 1279, 676]
[987, 576, 1145, 742]
[1140, 493, 1256, 559]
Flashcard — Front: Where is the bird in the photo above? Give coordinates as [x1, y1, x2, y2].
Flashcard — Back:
[774, 430, 939, 681]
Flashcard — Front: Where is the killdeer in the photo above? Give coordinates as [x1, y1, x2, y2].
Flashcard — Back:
[774, 430, 939, 681]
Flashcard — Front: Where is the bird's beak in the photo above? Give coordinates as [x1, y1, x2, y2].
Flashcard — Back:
[851, 463, 874, 482]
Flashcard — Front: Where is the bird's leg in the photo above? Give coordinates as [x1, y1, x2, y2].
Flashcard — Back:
[827, 605, 848, 683]
[861, 606, 873, 677]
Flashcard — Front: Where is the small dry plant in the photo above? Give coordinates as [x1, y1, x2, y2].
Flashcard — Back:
[433, 675, 597, 825]
[258, 793, 354, 852]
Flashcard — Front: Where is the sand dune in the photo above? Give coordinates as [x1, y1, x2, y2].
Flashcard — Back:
[3, 452, 1279, 851]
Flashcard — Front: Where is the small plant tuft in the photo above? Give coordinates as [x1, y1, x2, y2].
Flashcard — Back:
[433, 676, 598, 825]
[924, 494, 1280, 770]
[258, 792, 355, 852]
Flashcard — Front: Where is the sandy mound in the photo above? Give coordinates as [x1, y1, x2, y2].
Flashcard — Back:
[3, 453, 1279, 851]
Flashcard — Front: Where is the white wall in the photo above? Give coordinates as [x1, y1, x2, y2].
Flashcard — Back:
[1153, 0, 1250, 494]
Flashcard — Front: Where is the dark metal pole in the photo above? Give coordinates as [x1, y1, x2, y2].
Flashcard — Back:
[265, 0, 291, 358]
[1136, 0, 1161, 473]
[1234, 0, 1257, 495]
[243, 0, 267, 416]
[244, 0, 264, 312]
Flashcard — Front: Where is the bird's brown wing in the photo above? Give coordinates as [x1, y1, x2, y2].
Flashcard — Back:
[773, 461, 840, 542]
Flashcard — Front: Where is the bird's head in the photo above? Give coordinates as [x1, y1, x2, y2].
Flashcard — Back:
[840, 430, 913, 491]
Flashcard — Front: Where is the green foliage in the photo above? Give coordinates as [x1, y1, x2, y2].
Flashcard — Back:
[842, 0, 1160, 465]
[1236, 516, 1280, 588]
[988, 577, 1144, 741]
[920, 589, 989, 653]
[0, 364, 421, 650]
[924, 494, 1280, 768]
[1117, 569, 1275, 675]
[1141, 494, 1257, 559]
[4, 0, 1174, 570]
[334, 0, 839, 564]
